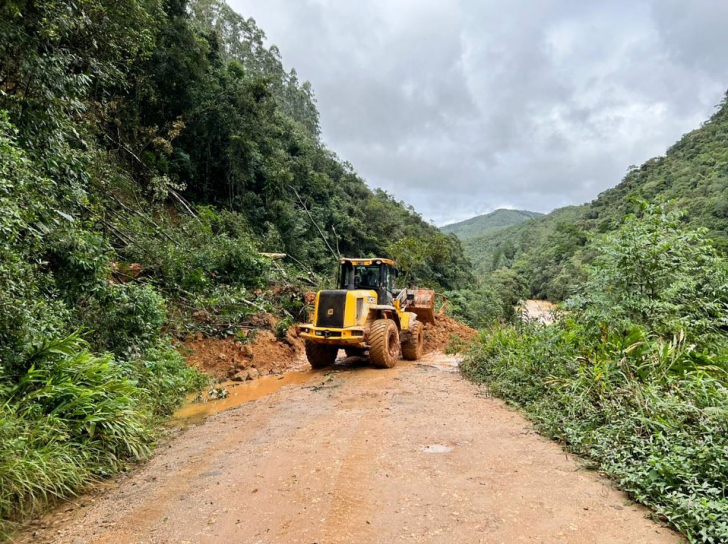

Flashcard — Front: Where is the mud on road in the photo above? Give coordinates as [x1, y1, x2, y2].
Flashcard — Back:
[20, 353, 679, 544]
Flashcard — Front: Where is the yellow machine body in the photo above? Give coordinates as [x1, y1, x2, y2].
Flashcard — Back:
[298, 258, 428, 349]
[298, 289, 419, 347]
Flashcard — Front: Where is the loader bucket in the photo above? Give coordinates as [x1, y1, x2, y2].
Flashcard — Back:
[408, 289, 436, 324]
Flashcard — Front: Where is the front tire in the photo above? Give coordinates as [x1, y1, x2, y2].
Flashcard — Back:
[402, 321, 424, 361]
[305, 342, 338, 369]
[369, 319, 400, 368]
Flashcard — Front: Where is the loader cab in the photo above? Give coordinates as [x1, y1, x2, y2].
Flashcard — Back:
[338, 258, 398, 305]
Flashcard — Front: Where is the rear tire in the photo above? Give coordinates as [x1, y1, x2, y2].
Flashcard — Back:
[402, 321, 424, 361]
[369, 319, 400, 368]
[305, 342, 338, 369]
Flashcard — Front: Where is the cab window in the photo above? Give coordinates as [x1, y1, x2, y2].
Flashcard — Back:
[387, 268, 396, 292]
[355, 265, 380, 288]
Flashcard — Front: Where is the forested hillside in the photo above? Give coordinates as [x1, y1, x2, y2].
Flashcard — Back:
[463, 203, 728, 542]
[0, 0, 471, 534]
[467, 95, 728, 301]
[440, 209, 542, 240]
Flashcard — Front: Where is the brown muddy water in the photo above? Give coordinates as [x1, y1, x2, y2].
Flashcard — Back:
[172, 369, 319, 424]
[172, 351, 462, 424]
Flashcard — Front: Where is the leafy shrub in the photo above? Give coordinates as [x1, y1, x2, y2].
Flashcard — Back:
[0, 332, 207, 537]
[570, 202, 728, 342]
[79, 282, 167, 357]
[461, 207, 728, 542]
[444, 285, 515, 329]
[274, 316, 295, 340]
[166, 284, 262, 337]
[47, 228, 112, 303]
[0, 114, 71, 377]
[124, 210, 269, 294]
[133, 342, 208, 416]
[0, 334, 153, 536]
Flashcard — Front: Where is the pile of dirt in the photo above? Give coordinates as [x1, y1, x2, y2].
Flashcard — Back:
[182, 325, 304, 382]
[182, 311, 475, 380]
[423, 314, 477, 353]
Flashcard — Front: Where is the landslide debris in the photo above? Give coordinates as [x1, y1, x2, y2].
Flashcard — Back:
[181, 312, 475, 380]
[182, 314, 305, 381]
[423, 314, 477, 353]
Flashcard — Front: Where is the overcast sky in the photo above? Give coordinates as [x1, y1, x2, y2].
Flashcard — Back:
[230, 0, 728, 225]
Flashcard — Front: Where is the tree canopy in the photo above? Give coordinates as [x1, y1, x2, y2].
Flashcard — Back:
[0, 0, 473, 534]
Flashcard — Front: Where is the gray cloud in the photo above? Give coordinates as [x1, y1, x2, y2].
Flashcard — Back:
[229, 0, 728, 225]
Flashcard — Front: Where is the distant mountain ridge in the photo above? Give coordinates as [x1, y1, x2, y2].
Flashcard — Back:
[441, 209, 543, 240]
[462, 91, 728, 301]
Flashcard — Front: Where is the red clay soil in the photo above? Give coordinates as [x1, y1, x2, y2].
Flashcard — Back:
[182, 312, 475, 380]
[182, 327, 305, 381]
[423, 313, 477, 353]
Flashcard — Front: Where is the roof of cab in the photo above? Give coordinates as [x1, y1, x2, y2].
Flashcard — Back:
[340, 257, 396, 266]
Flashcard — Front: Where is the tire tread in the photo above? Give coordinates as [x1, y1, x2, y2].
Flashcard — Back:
[369, 319, 399, 368]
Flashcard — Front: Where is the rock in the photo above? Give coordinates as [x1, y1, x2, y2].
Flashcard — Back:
[247, 368, 260, 380]
[241, 345, 253, 358]
[231, 371, 248, 382]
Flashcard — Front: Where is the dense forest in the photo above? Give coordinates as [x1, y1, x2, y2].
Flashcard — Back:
[464, 95, 728, 301]
[0, 0, 473, 534]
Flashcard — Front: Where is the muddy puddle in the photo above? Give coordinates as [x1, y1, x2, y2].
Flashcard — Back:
[172, 370, 319, 424]
[172, 351, 461, 425]
[172, 356, 374, 424]
[417, 352, 460, 373]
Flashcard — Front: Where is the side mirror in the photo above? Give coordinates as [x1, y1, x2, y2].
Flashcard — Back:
[394, 268, 400, 278]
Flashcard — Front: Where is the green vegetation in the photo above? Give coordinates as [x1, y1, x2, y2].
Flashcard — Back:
[443, 268, 523, 329]
[465, 94, 728, 301]
[462, 205, 728, 542]
[0, 0, 472, 535]
[3, 0, 723, 540]
[440, 208, 543, 240]
[439, 210, 545, 328]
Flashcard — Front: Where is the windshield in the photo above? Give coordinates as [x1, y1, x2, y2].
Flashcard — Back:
[355, 265, 380, 289]
[339, 263, 382, 289]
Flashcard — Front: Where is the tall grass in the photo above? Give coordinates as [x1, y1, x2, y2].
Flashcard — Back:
[0, 333, 206, 538]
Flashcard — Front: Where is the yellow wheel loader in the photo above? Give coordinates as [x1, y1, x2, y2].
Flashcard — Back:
[298, 258, 435, 369]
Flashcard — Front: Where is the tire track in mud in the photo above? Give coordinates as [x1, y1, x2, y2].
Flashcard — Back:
[319, 381, 393, 543]
[17, 356, 681, 544]
[32, 397, 284, 543]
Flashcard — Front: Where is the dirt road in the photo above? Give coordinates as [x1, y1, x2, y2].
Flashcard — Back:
[520, 300, 558, 325]
[21, 354, 679, 544]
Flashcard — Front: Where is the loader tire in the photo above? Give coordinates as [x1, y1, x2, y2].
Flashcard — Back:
[369, 319, 400, 369]
[344, 347, 367, 358]
[305, 341, 338, 369]
[401, 321, 424, 361]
